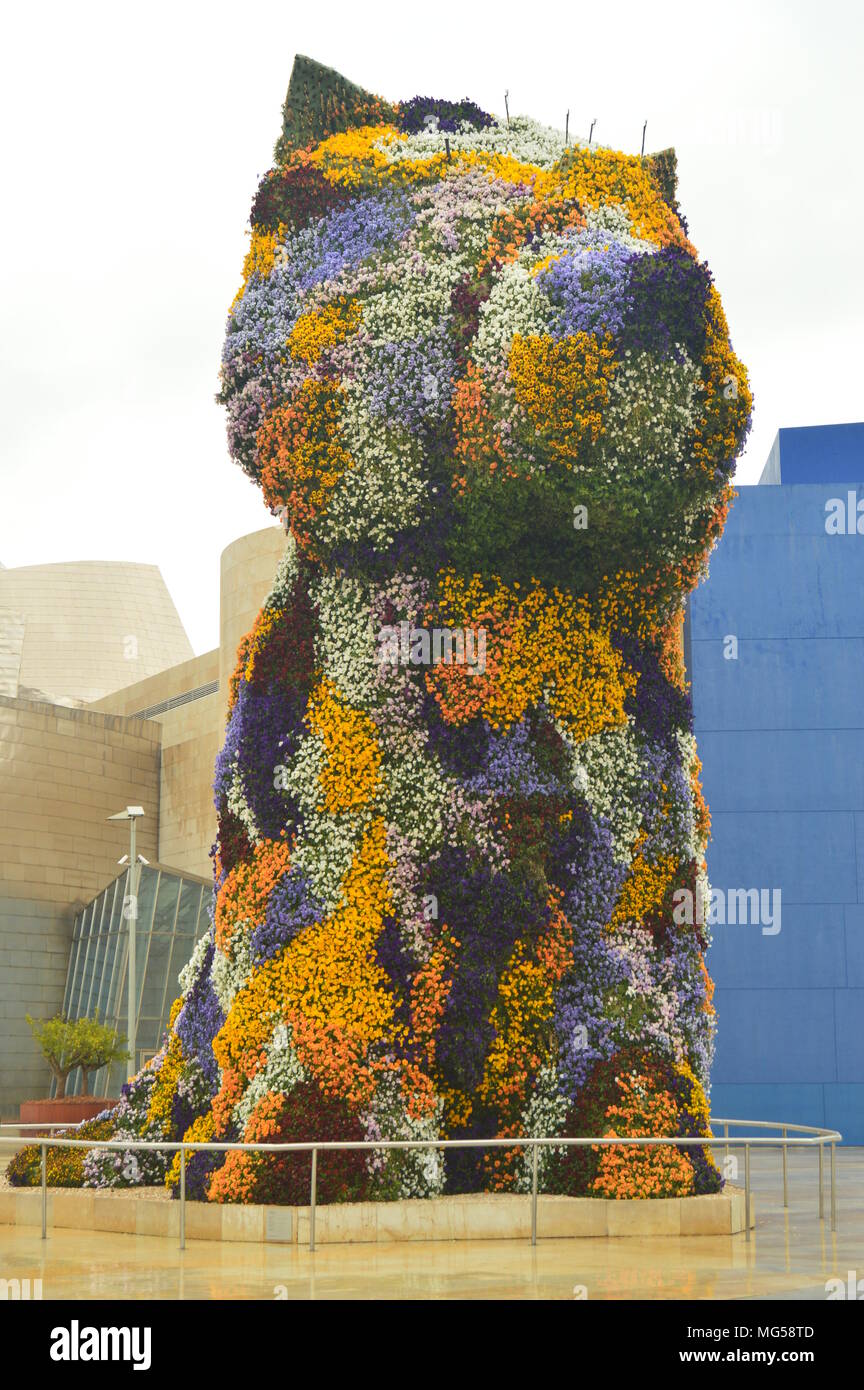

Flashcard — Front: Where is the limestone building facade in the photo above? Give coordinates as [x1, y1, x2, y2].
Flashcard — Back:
[0, 528, 285, 1114]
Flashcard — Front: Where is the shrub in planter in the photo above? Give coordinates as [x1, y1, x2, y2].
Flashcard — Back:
[25, 1012, 128, 1098]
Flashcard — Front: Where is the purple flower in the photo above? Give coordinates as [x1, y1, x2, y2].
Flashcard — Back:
[356, 323, 455, 431]
[175, 943, 224, 1090]
[429, 849, 549, 1093]
[295, 190, 415, 292]
[214, 680, 306, 839]
[538, 233, 636, 340]
[249, 869, 323, 963]
[398, 96, 494, 134]
[617, 634, 693, 751]
[621, 247, 713, 360]
[466, 719, 561, 798]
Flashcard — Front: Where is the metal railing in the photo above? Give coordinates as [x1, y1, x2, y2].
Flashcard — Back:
[0, 1117, 842, 1251]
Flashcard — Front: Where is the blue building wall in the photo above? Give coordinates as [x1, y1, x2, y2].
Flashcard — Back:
[690, 425, 864, 1142]
[759, 422, 864, 485]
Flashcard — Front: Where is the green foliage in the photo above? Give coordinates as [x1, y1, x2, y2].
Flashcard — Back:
[6, 1115, 116, 1188]
[276, 54, 396, 162]
[642, 148, 679, 207]
[25, 1012, 128, 1097]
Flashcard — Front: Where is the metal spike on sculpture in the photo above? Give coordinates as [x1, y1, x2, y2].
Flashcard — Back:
[17, 57, 752, 1203]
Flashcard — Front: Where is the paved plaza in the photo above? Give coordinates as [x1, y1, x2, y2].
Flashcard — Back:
[1, 1149, 861, 1301]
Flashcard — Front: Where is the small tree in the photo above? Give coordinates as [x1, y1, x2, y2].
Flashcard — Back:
[26, 1012, 129, 1098]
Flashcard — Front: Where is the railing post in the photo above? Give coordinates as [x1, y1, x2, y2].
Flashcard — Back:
[309, 1147, 317, 1252]
[744, 1143, 751, 1242]
[818, 1140, 824, 1219]
[40, 1143, 47, 1240]
[530, 1142, 539, 1247]
[724, 1121, 729, 1170]
[830, 1141, 837, 1233]
[782, 1126, 788, 1208]
[179, 1145, 186, 1251]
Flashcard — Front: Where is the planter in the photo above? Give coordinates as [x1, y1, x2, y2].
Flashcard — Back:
[0, 1186, 754, 1243]
[19, 1097, 119, 1130]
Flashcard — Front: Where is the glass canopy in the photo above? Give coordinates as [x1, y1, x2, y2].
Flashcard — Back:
[59, 863, 211, 1098]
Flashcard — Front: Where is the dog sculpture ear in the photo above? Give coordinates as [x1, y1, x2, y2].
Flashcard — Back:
[641, 146, 679, 207]
[275, 54, 397, 160]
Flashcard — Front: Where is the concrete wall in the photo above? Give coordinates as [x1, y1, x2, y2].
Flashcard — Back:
[89, 527, 287, 879]
[690, 475, 864, 1141]
[91, 650, 222, 879]
[91, 651, 218, 720]
[157, 691, 223, 878]
[0, 696, 160, 1113]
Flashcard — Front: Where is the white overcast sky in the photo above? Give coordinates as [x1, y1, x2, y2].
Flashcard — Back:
[1, 0, 861, 653]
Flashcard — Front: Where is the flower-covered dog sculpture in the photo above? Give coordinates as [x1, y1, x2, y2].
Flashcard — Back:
[86, 58, 753, 1203]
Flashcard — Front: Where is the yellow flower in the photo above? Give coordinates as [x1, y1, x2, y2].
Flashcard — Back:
[609, 844, 679, 930]
[213, 820, 396, 1091]
[165, 1112, 215, 1190]
[431, 571, 634, 740]
[552, 146, 690, 250]
[307, 678, 382, 812]
[146, 1022, 185, 1129]
[509, 332, 616, 464]
[287, 297, 361, 364]
[231, 225, 283, 309]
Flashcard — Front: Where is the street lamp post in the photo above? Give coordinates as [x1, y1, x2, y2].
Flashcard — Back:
[107, 806, 146, 1081]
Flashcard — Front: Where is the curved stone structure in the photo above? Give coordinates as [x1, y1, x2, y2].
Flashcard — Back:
[0, 561, 193, 706]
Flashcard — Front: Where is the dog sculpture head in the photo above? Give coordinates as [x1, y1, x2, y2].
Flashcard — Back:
[220, 56, 751, 623]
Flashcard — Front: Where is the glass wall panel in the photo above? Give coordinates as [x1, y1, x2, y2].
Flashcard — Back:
[59, 864, 212, 1097]
[73, 896, 100, 1019]
[166, 933, 193, 1009]
[135, 1017, 162, 1053]
[133, 868, 159, 938]
[175, 880, 201, 942]
[65, 914, 88, 1020]
[140, 932, 172, 1020]
[152, 873, 181, 933]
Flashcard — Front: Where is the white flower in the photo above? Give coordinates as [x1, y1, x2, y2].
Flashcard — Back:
[376, 115, 577, 171]
[232, 1023, 307, 1130]
[179, 928, 215, 999]
[212, 929, 255, 1014]
[564, 717, 645, 864]
[474, 261, 554, 371]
